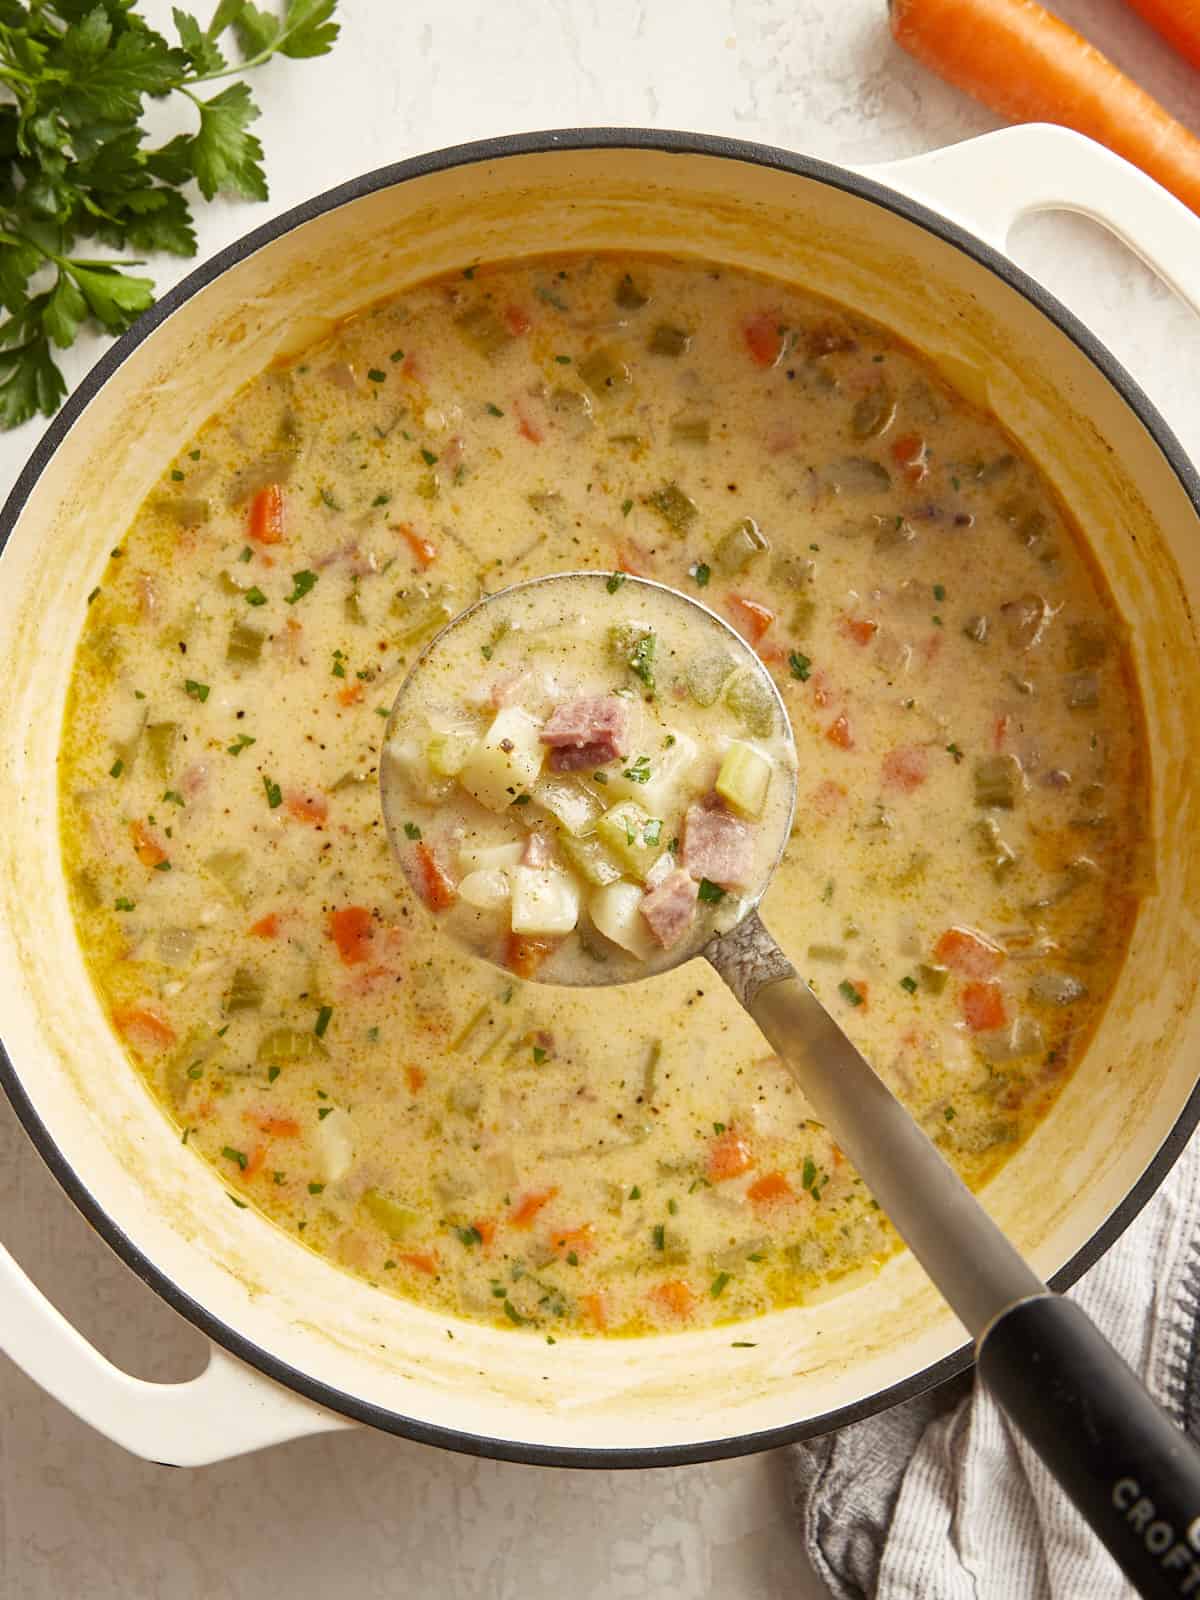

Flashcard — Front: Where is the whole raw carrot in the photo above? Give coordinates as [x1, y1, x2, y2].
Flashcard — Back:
[889, 0, 1200, 217]
[1124, 0, 1200, 73]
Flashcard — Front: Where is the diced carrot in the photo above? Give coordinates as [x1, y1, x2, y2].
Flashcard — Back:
[503, 304, 531, 336]
[742, 311, 784, 368]
[504, 930, 556, 978]
[882, 745, 929, 792]
[993, 713, 1010, 750]
[725, 593, 775, 646]
[473, 1218, 497, 1248]
[649, 1279, 697, 1319]
[248, 913, 280, 938]
[404, 1065, 426, 1094]
[841, 615, 879, 647]
[810, 669, 833, 708]
[397, 522, 438, 568]
[286, 789, 328, 825]
[244, 1113, 301, 1137]
[826, 714, 853, 750]
[243, 1144, 267, 1180]
[581, 1291, 609, 1331]
[411, 841, 457, 912]
[130, 819, 167, 869]
[337, 681, 364, 707]
[514, 399, 543, 443]
[248, 483, 285, 544]
[935, 926, 1005, 980]
[962, 981, 1007, 1032]
[398, 1251, 439, 1276]
[810, 779, 848, 817]
[113, 1004, 176, 1051]
[329, 904, 374, 966]
[747, 1170, 796, 1208]
[707, 1129, 754, 1183]
[890, 432, 929, 485]
[509, 1188, 558, 1229]
[550, 1223, 597, 1259]
[890, 0, 1200, 220]
[616, 541, 651, 577]
[401, 352, 423, 382]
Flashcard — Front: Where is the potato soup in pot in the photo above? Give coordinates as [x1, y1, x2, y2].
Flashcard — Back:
[59, 252, 1147, 1338]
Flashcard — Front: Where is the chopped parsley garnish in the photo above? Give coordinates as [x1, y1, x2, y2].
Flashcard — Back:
[643, 819, 663, 847]
[314, 1005, 332, 1039]
[620, 498, 633, 517]
[629, 631, 656, 693]
[390, 349, 405, 363]
[606, 572, 626, 594]
[629, 1186, 641, 1199]
[554, 353, 571, 365]
[403, 821, 421, 840]
[710, 1272, 730, 1298]
[802, 1156, 817, 1191]
[485, 402, 503, 416]
[731, 1341, 757, 1348]
[456, 1225, 484, 1248]
[153, 860, 172, 872]
[367, 367, 386, 383]
[511, 793, 531, 806]
[171, 469, 184, 481]
[419, 447, 438, 467]
[308, 1182, 325, 1195]
[267, 1065, 281, 1084]
[371, 492, 391, 507]
[933, 583, 946, 602]
[788, 651, 812, 681]
[87, 586, 100, 604]
[652, 1223, 666, 1251]
[932, 614, 943, 627]
[690, 562, 711, 588]
[114, 896, 135, 911]
[244, 586, 267, 607]
[331, 649, 347, 678]
[285, 569, 318, 605]
[317, 1106, 333, 1120]
[697, 878, 725, 904]
[944, 1105, 957, 1121]
[184, 678, 209, 702]
[238, 545, 253, 563]
[946, 742, 964, 763]
[532, 1045, 548, 1064]
[162, 789, 185, 807]
[263, 776, 282, 808]
[713, 1121, 726, 1134]
[222, 1146, 247, 1170]
[838, 979, 864, 1007]
[900, 975, 918, 993]
[227, 734, 256, 756]
[480, 644, 493, 661]
[503, 1300, 525, 1324]
[109, 759, 124, 779]
[592, 770, 608, 784]
[622, 754, 651, 784]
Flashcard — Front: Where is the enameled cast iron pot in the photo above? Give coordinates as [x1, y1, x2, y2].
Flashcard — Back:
[3, 126, 1200, 1469]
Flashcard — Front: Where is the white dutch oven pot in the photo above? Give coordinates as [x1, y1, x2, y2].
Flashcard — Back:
[2, 126, 1200, 1468]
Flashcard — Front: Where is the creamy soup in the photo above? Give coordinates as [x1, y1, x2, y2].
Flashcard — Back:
[59, 252, 1147, 1338]
[381, 573, 796, 983]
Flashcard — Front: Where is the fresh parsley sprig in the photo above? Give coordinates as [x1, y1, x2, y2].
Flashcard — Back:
[0, 0, 340, 428]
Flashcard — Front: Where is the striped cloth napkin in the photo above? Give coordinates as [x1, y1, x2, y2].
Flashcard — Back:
[791, 1131, 1200, 1599]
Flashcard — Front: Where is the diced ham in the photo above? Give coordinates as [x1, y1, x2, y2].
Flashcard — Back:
[682, 803, 754, 889]
[540, 696, 629, 770]
[640, 869, 698, 949]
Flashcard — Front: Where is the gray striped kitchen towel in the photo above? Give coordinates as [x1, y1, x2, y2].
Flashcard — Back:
[791, 1130, 1200, 1598]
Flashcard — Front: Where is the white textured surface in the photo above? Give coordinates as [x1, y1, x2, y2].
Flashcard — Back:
[3, 1, 1200, 1596]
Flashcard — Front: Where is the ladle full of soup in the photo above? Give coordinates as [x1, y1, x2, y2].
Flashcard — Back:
[381, 571, 1200, 1567]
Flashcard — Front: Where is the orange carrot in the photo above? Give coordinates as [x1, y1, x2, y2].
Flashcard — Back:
[113, 1004, 176, 1051]
[244, 1112, 301, 1137]
[962, 980, 1008, 1032]
[890, 432, 928, 485]
[881, 745, 929, 792]
[336, 681, 364, 707]
[410, 842, 457, 912]
[243, 1144, 267, 1180]
[826, 714, 854, 750]
[581, 1291, 609, 1331]
[840, 615, 879, 647]
[747, 1171, 796, 1208]
[248, 912, 280, 938]
[742, 311, 784, 367]
[473, 1217, 498, 1247]
[725, 593, 775, 646]
[550, 1223, 597, 1259]
[248, 482, 285, 544]
[890, 0, 1200, 217]
[398, 1251, 439, 1276]
[509, 1188, 558, 1228]
[504, 305, 532, 336]
[1124, 0, 1200, 72]
[328, 904, 374, 965]
[935, 926, 1005, 980]
[396, 522, 438, 568]
[129, 818, 167, 869]
[707, 1129, 755, 1183]
[286, 789, 328, 825]
[504, 930, 556, 979]
[648, 1279, 697, 1319]
[404, 1065, 426, 1094]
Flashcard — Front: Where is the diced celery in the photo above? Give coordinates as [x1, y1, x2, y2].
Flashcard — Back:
[224, 966, 262, 1013]
[851, 381, 896, 439]
[647, 323, 691, 357]
[974, 817, 1017, 881]
[218, 569, 251, 595]
[511, 866, 580, 935]
[344, 590, 367, 625]
[596, 802, 662, 878]
[579, 345, 632, 396]
[362, 1189, 420, 1237]
[807, 944, 846, 963]
[643, 481, 698, 535]
[712, 516, 769, 576]
[724, 669, 776, 737]
[614, 274, 648, 309]
[456, 707, 545, 812]
[391, 584, 455, 647]
[226, 622, 265, 664]
[154, 495, 210, 528]
[533, 775, 604, 836]
[590, 880, 656, 959]
[205, 849, 248, 901]
[974, 754, 1023, 808]
[716, 741, 772, 819]
[918, 963, 949, 995]
[427, 731, 474, 777]
[560, 832, 625, 886]
[256, 1027, 328, 1065]
[454, 303, 514, 358]
[670, 415, 710, 446]
[146, 721, 179, 778]
[686, 650, 736, 707]
[226, 450, 296, 506]
[1067, 621, 1109, 670]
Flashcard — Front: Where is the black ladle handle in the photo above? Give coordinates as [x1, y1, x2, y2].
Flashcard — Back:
[979, 1294, 1200, 1598]
[706, 913, 1200, 1598]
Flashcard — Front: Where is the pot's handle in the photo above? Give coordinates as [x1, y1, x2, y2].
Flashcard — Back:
[858, 123, 1200, 319]
[0, 1240, 353, 1464]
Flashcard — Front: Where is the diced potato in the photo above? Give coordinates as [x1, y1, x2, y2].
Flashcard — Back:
[315, 1106, 355, 1183]
[459, 868, 513, 911]
[533, 775, 604, 836]
[596, 801, 664, 879]
[361, 1189, 419, 1237]
[724, 669, 776, 737]
[560, 832, 625, 886]
[716, 740, 772, 819]
[458, 840, 524, 873]
[686, 650, 736, 707]
[427, 730, 474, 777]
[383, 738, 453, 804]
[590, 881, 656, 959]
[606, 729, 699, 814]
[457, 707, 545, 812]
[511, 866, 581, 935]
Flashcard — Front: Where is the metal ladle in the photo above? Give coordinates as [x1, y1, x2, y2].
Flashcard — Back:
[383, 573, 1200, 1598]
